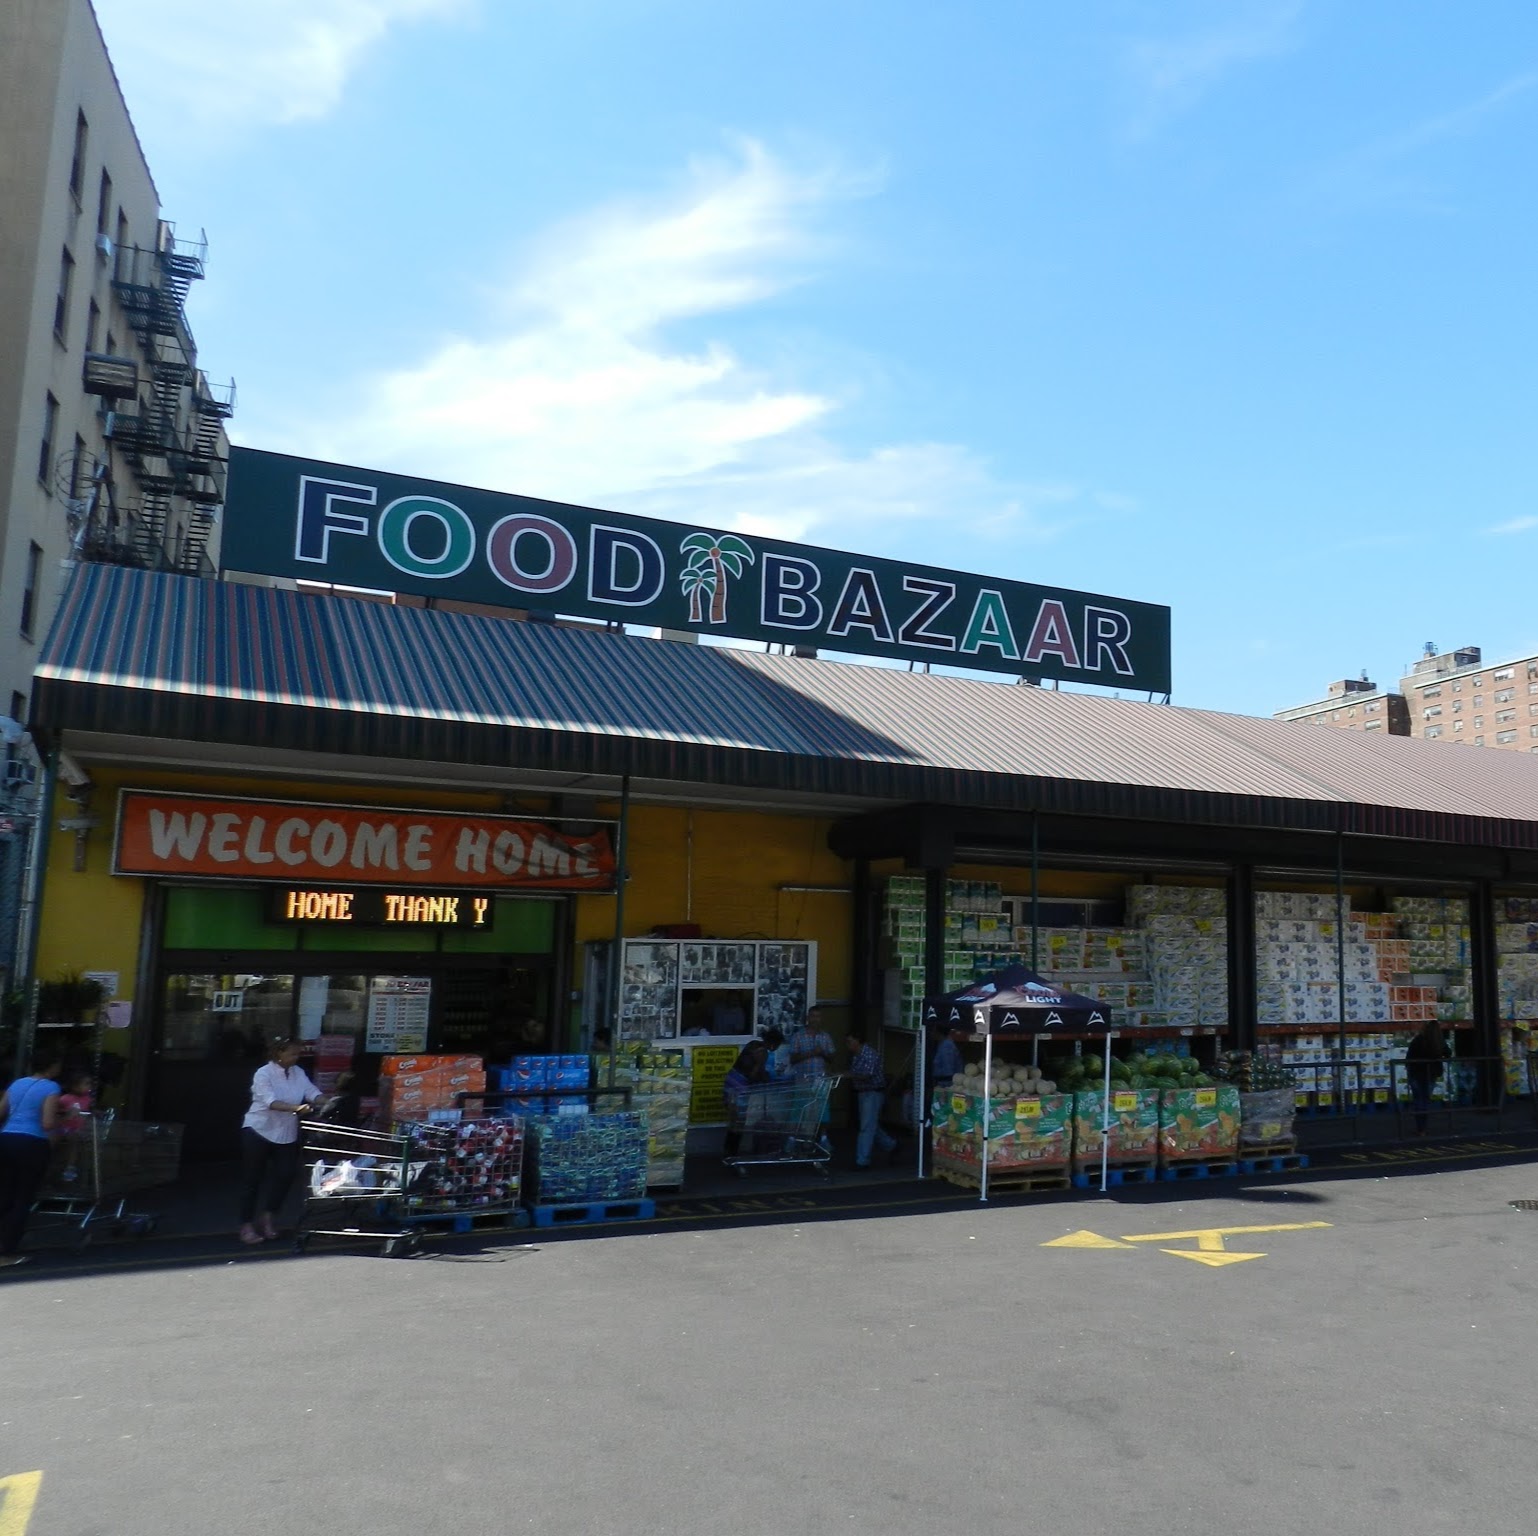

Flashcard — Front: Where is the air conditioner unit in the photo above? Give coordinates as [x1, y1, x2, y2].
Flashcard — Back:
[3, 761, 36, 791]
[95, 233, 114, 259]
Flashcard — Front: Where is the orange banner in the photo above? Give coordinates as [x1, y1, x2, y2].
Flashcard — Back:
[113, 792, 616, 890]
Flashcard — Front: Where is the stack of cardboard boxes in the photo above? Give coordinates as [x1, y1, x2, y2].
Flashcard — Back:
[377, 1055, 487, 1122]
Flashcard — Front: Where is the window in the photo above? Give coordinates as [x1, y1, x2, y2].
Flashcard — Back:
[1498, 731, 1517, 745]
[1452, 682, 1463, 692]
[1476, 736, 1486, 746]
[1498, 709, 1516, 724]
[1496, 668, 1515, 681]
[1497, 689, 1515, 703]
[1452, 700, 1462, 713]
[1365, 720, 1383, 731]
[1454, 720, 1465, 732]
[104, 329, 116, 359]
[1424, 705, 1443, 718]
[1346, 707, 1357, 718]
[1474, 716, 1485, 728]
[96, 169, 112, 237]
[37, 394, 57, 486]
[69, 111, 87, 202]
[19, 543, 41, 639]
[1422, 686, 1442, 699]
[53, 247, 75, 341]
[85, 299, 100, 354]
[1425, 725, 1441, 739]
[1366, 701, 1381, 713]
[1474, 695, 1485, 707]
[1530, 725, 1538, 738]
[1529, 683, 1538, 695]
[69, 434, 86, 499]
[1472, 676, 1485, 688]
[115, 209, 128, 256]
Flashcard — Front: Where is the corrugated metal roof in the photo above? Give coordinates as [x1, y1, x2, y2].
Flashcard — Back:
[32, 564, 1538, 847]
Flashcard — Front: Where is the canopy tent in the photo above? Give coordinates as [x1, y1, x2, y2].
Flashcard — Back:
[921, 967, 1117, 1200]
[923, 966, 1113, 1036]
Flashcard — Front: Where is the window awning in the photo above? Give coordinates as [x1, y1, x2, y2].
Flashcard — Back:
[31, 563, 1538, 849]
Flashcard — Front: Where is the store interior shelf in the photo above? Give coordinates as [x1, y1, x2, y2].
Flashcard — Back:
[1258, 1020, 1475, 1033]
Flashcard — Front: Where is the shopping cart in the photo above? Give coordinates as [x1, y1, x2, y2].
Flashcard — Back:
[30, 1111, 183, 1246]
[722, 1075, 841, 1178]
[296, 1115, 524, 1257]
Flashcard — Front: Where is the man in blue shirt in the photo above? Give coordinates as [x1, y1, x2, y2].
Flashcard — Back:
[931, 1026, 968, 1089]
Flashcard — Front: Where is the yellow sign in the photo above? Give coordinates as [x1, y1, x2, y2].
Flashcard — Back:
[1112, 1092, 1137, 1112]
[688, 1044, 742, 1124]
[1015, 1098, 1042, 1119]
[0, 1473, 43, 1536]
[1194, 1088, 1217, 1108]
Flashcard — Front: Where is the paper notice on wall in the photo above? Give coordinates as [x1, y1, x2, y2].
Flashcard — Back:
[297, 976, 329, 1040]
[365, 976, 432, 1053]
[84, 971, 118, 1001]
[105, 1001, 132, 1030]
[688, 1044, 740, 1125]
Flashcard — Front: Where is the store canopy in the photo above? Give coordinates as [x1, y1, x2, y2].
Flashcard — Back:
[923, 967, 1112, 1035]
[31, 562, 1538, 849]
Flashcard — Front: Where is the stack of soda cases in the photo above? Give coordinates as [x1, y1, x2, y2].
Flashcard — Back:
[405, 1119, 524, 1212]
[529, 1112, 648, 1204]
[496, 1054, 592, 1115]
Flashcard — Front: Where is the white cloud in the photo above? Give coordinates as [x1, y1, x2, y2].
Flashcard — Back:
[255, 141, 1111, 549]
[92, 0, 471, 138]
[1121, 2, 1303, 136]
[1486, 515, 1538, 537]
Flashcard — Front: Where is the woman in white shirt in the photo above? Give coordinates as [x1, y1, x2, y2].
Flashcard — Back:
[239, 1037, 322, 1246]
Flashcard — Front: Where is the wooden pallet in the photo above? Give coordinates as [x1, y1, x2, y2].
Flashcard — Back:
[933, 1161, 1071, 1194]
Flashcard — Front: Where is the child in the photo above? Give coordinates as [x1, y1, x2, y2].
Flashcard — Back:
[57, 1070, 94, 1183]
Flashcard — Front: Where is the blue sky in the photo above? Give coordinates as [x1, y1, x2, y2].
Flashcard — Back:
[94, 0, 1538, 714]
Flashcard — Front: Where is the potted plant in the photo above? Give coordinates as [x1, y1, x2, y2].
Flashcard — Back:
[36, 969, 107, 1025]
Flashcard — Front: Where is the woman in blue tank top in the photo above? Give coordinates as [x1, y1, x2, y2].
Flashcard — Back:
[0, 1052, 65, 1268]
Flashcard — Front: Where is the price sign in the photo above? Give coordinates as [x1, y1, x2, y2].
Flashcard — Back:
[1112, 1092, 1137, 1113]
[1194, 1089, 1217, 1108]
[1015, 1098, 1042, 1120]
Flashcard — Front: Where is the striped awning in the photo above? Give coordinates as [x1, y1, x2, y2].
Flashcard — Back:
[31, 563, 1538, 848]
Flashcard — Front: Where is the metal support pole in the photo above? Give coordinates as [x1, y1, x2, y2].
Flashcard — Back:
[1030, 812, 1040, 975]
[15, 750, 56, 1073]
[1335, 833, 1348, 1108]
[603, 774, 632, 1091]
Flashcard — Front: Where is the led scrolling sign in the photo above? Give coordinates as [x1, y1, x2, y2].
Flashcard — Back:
[221, 449, 1173, 693]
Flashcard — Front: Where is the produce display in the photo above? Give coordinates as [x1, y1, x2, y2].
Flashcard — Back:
[1210, 1051, 1296, 1147]
[931, 1063, 1071, 1170]
[1070, 1090, 1160, 1165]
[1048, 1050, 1214, 1093]
[1157, 1084, 1241, 1162]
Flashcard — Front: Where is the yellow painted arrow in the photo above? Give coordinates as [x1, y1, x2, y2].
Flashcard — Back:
[1120, 1221, 1331, 1247]
[1041, 1229, 1136, 1250]
[1161, 1249, 1266, 1267]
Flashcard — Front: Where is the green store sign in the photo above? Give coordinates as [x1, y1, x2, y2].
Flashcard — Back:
[222, 448, 1172, 692]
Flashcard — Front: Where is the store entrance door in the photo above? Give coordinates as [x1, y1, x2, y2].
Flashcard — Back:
[150, 973, 297, 1160]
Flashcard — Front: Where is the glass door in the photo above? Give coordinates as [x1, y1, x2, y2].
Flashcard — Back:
[151, 972, 296, 1158]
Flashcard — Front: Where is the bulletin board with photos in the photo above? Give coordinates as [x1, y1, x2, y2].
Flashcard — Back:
[619, 939, 816, 1043]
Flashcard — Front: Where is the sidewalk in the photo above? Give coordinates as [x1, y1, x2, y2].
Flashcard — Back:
[15, 1109, 1538, 1273]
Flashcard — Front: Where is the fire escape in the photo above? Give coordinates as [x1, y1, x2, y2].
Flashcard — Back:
[84, 222, 235, 574]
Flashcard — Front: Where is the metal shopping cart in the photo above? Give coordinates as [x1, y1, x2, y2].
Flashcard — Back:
[296, 1115, 524, 1257]
[722, 1074, 841, 1178]
[30, 1112, 184, 1246]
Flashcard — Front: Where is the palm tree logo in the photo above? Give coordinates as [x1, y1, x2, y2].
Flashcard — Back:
[679, 532, 756, 624]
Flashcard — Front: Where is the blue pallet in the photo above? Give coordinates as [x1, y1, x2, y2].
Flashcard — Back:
[530, 1197, 656, 1228]
[1071, 1163, 1158, 1189]
[403, 1207, 527, 1233]
[1160, 1159, 1238, 1182]
[1238, 1152, 1310, 1175]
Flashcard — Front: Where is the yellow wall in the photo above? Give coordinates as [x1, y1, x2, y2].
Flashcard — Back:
[35, 771, 861, 1064]
[573, 804, 855, 1005]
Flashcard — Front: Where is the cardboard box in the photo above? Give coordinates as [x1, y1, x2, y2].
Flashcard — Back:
[1158, 1086, 1241, 1162]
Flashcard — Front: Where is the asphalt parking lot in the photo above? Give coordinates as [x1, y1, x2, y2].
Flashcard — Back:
[3, 1154, 1536, 1536]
